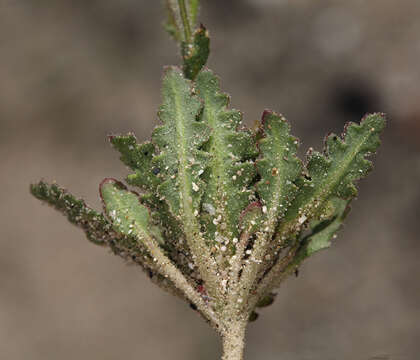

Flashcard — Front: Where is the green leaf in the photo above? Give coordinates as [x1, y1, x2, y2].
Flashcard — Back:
[151, 67, 221, 298]
[271, 198, 351, 288]
[109, 134, 183, 242]
[109, 134, 199, 281]
[280, 113, 386, 237]
[303, 197, 350, 257]
[99, 179, 178, 276]
[256, 110, 302, 234]
[237, 111, 302, 298]
[152, 67, 210, 220]
[164, 0, 207, 79]
[239, 202, 263, 235]
[100, 178, 161, 240]
[254, 198, 350, 304]
[195, 69, 257, 245]
[109, 134, 159, 191]
[30, 181, 113, 246]
[30, 181, 169, 283]
[182, 25, 210, 80]
[100, 178, 218, 323]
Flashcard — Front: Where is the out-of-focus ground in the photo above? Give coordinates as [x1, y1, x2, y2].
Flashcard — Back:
[1, 0, 419, 359]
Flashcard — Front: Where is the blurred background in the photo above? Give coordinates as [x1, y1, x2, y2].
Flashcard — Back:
[1, 0, 419, 359]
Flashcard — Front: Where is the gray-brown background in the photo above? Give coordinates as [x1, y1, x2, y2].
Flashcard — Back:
[1, 0, 419, 359]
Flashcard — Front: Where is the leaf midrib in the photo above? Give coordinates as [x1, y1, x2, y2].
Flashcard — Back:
[282, 126, 373, 233]
[204, 93, 233, 233]
[262, 125, 287, 232]
[171, 77, 196, 231]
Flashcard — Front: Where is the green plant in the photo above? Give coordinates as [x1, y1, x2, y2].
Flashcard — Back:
[30, 2, 386, 359]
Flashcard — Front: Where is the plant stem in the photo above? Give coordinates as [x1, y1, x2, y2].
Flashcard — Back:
[178, 0, 192, 41]
[222, 321, 247, 360]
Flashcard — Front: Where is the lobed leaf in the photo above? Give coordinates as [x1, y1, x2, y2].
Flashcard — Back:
[109, 134, 184, 244]
[100, 179, 219, 326]
[108, 99, 206, 284]
[30, 181, 187, 298]
[30, 181, 113, 246]
[30, 181, 160, 265]
[109, 134, 189, 259]
[254, 114, 385, 307]
[100, 179, 161, 241]
[109, 134, 159, 191]
[182, 25, 210, 80]
[256, 110, 302, 234]
[195, 69, 257, 247]
[152, 67, 210, 220]
[151, 67, 220, 298]
[236, 111, 302, 301]
[30, 0, 388, 331]
[279, 113, 386, 238]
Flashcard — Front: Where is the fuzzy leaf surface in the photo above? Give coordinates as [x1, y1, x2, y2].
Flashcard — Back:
[109, 134, 159, 191]
[150, 67, 220, 299]
[302, 197, 350, 258]
[256, 111, 302, 234]
[152, 67, 210, 220]
[196, 69, 257, 244]
[281, 113, 385, 236]
[100, 179, 161, 241]
[110, 134, 186, 250]
[100, 178, 218, 325]
[271, 197, 350, 290]
[30, 181, 172, 283]
[30, 181, 113, 246]
[182, 25, 210, 80]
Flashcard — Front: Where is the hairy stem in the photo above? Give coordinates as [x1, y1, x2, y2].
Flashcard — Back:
[228, 232, 250, 295]
[141, 231, 219, 328]
[252, 242, 300, 308]
[178, 0, 192, 41]
[235, 232, 267, 312]
[222, 320, 247, 360]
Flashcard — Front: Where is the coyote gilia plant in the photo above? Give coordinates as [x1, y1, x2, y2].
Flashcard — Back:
[30, 1, 386, 359]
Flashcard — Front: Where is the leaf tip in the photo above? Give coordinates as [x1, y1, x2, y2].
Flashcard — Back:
[99, 178, 127, 202]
